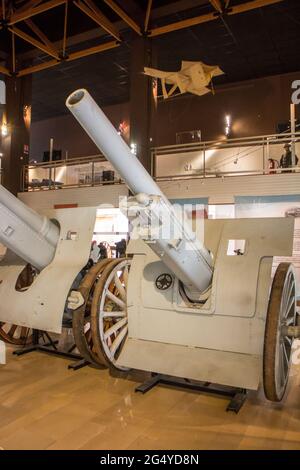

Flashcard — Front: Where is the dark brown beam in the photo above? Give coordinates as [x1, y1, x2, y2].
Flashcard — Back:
[25, 18, 58, 56]
[144, 0, 152, 32]
[0, 64, 11, 76]
[9, 26, 60, 59]
[74, 0, 121, 41]
[85, 0, 121, 40]
[149, 11, 216, 36]
[103, 0, 142, 36]
[149, 0, 283, 37]
[11, 31, 16, 73]
[17, 39, 120, 76]
[17, 0, 202, 62]
[68, 39, 119, 60]
[17, 59, 58, 76]
[209, 0, 223, 13]
[62, 0, 68, 56]
[228, 0, 282, 14]
[9, 0, 67, 25]
[1, 0, 5, 20]
[16, 0, 44, 14]
[2, 74, 32, 194]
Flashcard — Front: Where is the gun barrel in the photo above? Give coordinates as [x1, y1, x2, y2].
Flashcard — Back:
[0, 184, 59, 271]
[66, 89, 212, 292]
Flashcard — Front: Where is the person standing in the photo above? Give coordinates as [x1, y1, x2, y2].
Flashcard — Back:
[280, 144, 298, 172]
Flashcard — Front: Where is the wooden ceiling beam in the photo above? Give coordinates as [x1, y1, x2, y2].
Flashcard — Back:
[15, 0, 44, 15]
[62, 0, 68, 57]
[149, 11, 216, 37]
[209, 0, 223, 14]
[0, 64, 11, 76]
[9, 0, 67, 25]
[74, 0, 121, 41]
[103, 0, 142, 36]
[149, 0, 283, 37]
[1, 0, 4, 20]
[228, 0, 282, 15]
[16, 1, 204, 62]
[17, 58, 58, 76]
[25, 18, 58, 56]
[9, 26, 60, 59]
[67, 38, 119, 60]
[17, 39, 120, 76]
[11, 30, 16, 73]
[144, 0, 152, 32]
[84, 0, 121, 41]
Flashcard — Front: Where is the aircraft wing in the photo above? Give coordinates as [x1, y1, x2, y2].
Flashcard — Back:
[144, 67, 177, 82]
[202, 63, 224, 77]
[181, 61, 224, 78]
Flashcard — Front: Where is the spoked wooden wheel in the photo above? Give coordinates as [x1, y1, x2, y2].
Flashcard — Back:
[72, 259, 113, 367]
[91, 258, 131, 371]
[0, 323, 33, 345]
[263, 263, 297, 402]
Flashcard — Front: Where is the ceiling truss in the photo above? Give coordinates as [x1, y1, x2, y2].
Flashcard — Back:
[0, 0, 284, 78]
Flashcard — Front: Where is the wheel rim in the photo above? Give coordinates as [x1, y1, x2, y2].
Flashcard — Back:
[275, 267, 296, 395]
[72, 259, 112, 367]
[0, 323, 33, 345]
[91, 259, 131, 371]
[263, 263, 296, 401]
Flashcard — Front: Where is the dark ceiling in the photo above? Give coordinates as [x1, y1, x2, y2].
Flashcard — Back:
[1, 0, 299, 121]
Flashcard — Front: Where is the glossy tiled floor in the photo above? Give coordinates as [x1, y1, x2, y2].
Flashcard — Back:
[0, 347, 299, 450]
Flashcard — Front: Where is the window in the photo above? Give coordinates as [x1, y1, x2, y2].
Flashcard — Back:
[227, 240, 246, 256]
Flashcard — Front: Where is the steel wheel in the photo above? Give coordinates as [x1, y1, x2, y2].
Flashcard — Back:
[0, 323, 33, 345]
[72, 259, 112, 367]
[263, 263, 297, 401]
[91, 258, 131, 370]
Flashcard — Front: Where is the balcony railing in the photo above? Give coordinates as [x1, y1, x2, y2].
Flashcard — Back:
[22, 153, 123, 191]
[22, 131, 300, 191]
[151, 131, 300, 181]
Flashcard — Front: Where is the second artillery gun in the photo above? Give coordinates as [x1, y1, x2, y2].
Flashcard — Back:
[0, 88, 299, 403]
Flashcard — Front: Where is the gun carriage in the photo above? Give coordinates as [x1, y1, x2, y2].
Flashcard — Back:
[0, 89, 299, 402]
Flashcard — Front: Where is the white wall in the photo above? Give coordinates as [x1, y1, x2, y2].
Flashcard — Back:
[19, 172, 300, 209]
[19, 183, 128, 210]
[159, 173, 300, 204]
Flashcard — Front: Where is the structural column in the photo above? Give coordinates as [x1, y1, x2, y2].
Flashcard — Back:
[129, 37, 156, 173]
[1, 74, 32, 195]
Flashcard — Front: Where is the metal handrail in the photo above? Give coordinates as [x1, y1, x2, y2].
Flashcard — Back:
[151, 131, 300, 179]
[154, 166, 300, 182]
[151, 131, 300, 153]
[26, 153, 106, 169]
[23, 131, 300, 191]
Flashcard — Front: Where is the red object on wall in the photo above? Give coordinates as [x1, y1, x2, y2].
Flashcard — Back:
[54, 203, 78, 209]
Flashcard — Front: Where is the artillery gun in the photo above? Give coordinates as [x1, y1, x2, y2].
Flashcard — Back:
[0, 88, 299, 403]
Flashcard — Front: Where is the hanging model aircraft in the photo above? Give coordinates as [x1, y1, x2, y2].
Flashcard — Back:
[144, 61, 224, 99]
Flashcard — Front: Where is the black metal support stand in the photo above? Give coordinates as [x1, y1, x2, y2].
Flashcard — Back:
[135, 374, 247, 413]
[13, 329, 83, 364]
[68, 358, 90, 370]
